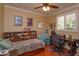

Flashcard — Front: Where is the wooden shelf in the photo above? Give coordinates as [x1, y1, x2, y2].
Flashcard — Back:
[4, 31, 37, 42]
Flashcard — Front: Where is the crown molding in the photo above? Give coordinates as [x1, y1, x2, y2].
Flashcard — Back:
[4, 4, 79, 17]
[48, 4, 79, 17]
[4, 5, 47, 17]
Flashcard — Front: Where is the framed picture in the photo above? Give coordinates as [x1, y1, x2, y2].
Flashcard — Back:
[14, 16, 23, 26]
[37, 21, 44, 29]
[49, 23, 55, 30]
[27, 17, 33, 27]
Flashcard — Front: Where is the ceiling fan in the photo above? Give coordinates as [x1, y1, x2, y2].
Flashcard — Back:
[34, 3, 59, 11]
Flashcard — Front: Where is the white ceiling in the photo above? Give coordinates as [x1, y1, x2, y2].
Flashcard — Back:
[5, 3, 78, 16]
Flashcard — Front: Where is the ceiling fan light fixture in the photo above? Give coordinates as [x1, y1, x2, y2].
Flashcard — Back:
[43, 6, 47, 11]
[47, 6, 50, 11]
[43, 6, 50, 11]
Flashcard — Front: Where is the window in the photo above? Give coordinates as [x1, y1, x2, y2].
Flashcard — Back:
[56, 10, 78, 32]
[57, 16, 64, 30]
[66, 13, 76, 30]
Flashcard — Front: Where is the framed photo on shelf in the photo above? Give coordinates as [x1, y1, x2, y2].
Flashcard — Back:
[14, 16, 23, 26]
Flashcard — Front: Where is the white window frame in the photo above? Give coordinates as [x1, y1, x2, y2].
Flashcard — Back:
[56, 9, 78, 32]
[56, 15, 65, 31]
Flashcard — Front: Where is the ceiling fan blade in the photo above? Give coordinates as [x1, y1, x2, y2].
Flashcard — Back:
[42, 3, 49, 6]
[49, 5, 59, 8]
[34, 6, 43, 9]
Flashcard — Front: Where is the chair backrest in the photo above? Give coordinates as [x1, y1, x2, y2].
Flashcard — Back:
[51, 35, 60, 46]
[51, 34, 64, 47]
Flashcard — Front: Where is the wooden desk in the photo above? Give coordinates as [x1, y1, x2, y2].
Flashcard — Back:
[63, 39, 74, 47]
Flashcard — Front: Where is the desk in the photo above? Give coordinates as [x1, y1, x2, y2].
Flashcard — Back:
[63, 39, 77, 55]
[63, 39, 74, 48]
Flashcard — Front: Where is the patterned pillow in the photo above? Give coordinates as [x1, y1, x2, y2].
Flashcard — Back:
[0, 39, 12, 49]
[38, 33, 50, 41]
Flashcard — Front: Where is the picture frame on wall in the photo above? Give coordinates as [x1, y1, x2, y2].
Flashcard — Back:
[14, 16, 23, 26]
[37, 21, 44, 29]
[49, 23, 55, 31]
[27, 17, 33, 27]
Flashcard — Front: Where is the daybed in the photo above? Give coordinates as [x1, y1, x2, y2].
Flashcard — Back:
[0, 31, 45, 56]
[10, 39, 45, 55]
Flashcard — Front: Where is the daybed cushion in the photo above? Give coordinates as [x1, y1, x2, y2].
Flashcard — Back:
[11, 39, 45, 54]
[0, 39, 12, 49]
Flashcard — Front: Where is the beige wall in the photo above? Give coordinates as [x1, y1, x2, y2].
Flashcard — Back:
[4, 6, 48, 35]
[48, 9, 79, 39]
[0, 4, 4, 37]
[3, 5, 79, 39]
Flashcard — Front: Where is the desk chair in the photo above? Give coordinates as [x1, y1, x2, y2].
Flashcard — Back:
[50, 31, 65, 55]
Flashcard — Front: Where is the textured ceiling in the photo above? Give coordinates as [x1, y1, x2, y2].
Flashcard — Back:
[5, 3, 77, 15]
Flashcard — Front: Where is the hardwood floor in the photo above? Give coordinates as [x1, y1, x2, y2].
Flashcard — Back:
[19, 45, 69, 56]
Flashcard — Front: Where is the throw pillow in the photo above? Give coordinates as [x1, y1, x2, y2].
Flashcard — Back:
[0, 39, 12, 49]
